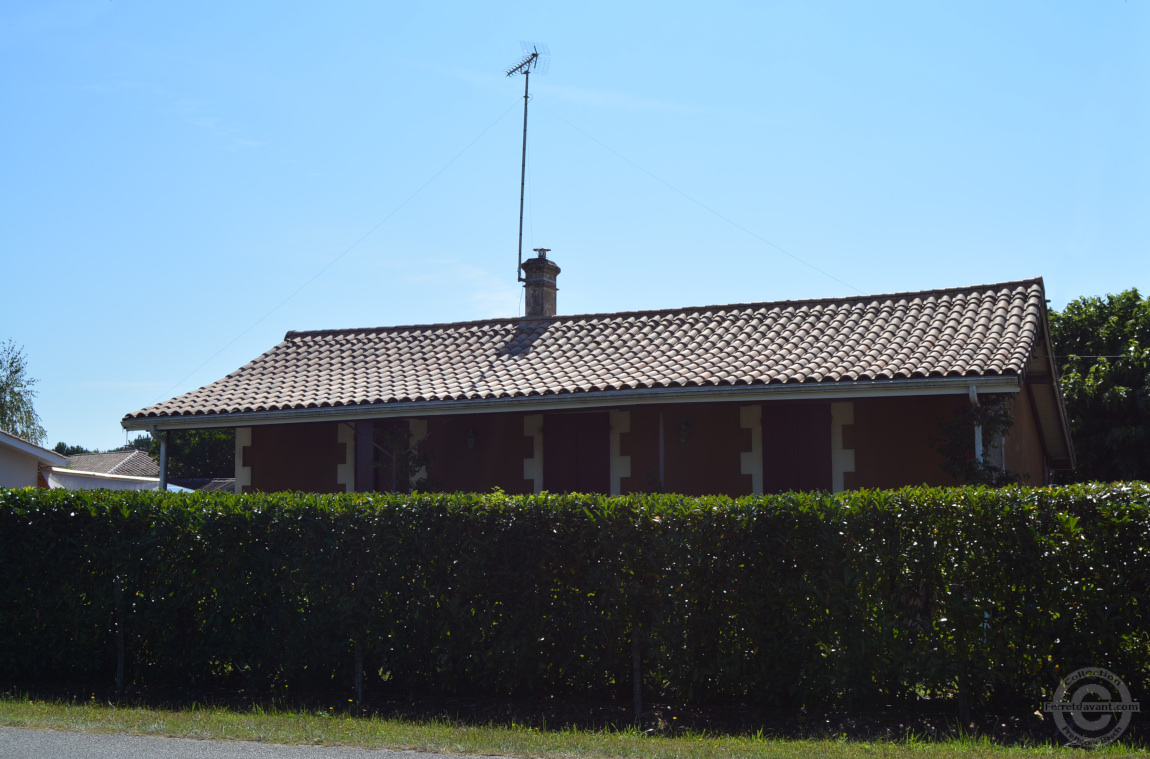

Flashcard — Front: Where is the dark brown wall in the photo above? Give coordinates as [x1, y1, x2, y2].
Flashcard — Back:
[618, 402, 752, 496]
[543, 412, 610, 494]
[419, 413, 534, 494]
[245, 421, 345, 493]
[762, 401, 832, 493]
[237, 388, 1052, 495]
[846, 395, 964, 489]
[665, 403, 753, 496]
[620, 406, 662, 494]
[1005, 386, 1047, 485]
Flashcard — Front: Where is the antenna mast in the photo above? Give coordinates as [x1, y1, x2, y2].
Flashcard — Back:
[505, 42, 549, 282]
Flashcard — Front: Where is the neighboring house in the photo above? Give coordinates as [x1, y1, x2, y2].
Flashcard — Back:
[67, 450, 159, 478]
[169, 477, 237, 493]
[0, 429, 69, 488]
[50, 448, 162, 491]
[58, 449, 226, 493]
[46, 468, 162, 491]
[122, 253, 1074, 496]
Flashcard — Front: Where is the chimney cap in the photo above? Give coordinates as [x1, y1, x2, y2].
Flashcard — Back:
[533, 247, 550, 259]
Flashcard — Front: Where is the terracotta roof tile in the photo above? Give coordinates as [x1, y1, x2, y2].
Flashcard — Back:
[125, 279, 1047, 421]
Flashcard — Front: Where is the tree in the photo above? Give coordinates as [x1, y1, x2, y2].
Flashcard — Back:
[1049, 289, 1150, 482]
[53, 442, 92, 456]
[146, 429, 235, 479]
[0, 340, 46, 445]
[126, 435, 152, 452]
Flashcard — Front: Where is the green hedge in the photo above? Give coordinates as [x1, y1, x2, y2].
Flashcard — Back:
[1, 485, 1147, 708]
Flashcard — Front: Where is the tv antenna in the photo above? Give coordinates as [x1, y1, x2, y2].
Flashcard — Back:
[506, 41, 550, 281]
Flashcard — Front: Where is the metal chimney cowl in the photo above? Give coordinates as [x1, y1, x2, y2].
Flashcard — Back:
[521, 248, 560, 318]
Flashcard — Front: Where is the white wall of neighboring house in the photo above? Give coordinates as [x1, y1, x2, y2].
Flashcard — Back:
[46, 468, 161, 491]
[0, 447, 40, 488]
[0, 429, 68, 488]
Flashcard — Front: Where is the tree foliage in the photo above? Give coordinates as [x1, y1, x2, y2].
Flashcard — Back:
[146, 429, 235, 479]
[127, 434, 152, 452]
[53, 442, 92, 456]
[931, 394, 1021, 486]
[0, 340, 46, 445]
[1050, 289, 1150, 482]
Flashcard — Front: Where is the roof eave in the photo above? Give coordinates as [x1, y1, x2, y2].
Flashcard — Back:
[0, 430, 69, 466]
[123, 375, 1023, 431]
[1033, 287, 1077, 470]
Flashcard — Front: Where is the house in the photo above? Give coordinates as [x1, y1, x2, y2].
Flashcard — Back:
[0, 429, 69, 488]
[168, 477, 237, 493]
[45, 467, 163, 491]
[122, 253, 1074, 496]
[45, 448, 163, 491]
[67, 449, 159, 478]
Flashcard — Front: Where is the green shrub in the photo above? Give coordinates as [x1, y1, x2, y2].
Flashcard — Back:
[1, 485, 1147, 708]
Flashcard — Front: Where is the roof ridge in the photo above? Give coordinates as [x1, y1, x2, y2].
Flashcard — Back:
[284, 277, 1044, 340]
[125, 276, 1050, 423]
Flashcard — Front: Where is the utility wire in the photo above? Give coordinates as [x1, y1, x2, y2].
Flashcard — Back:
[150, 100, 521, 405]
[541, 105, 863, 295]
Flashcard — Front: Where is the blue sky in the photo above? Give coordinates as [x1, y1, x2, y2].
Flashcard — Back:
[2, 0, 1147, 450]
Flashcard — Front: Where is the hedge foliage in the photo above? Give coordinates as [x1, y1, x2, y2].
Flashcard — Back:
[1, 485, 1147, 709]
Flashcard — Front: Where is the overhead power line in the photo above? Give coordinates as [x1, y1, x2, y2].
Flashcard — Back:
[149, 100, 521, 406]
[541, 105, 863, 295]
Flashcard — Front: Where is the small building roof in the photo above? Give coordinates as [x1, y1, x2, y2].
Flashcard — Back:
[67, 449, 159, 477]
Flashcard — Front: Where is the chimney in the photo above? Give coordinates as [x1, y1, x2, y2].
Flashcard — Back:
[521, 247, 560, 317]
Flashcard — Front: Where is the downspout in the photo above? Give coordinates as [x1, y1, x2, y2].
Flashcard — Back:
[968, 386, 982, 464]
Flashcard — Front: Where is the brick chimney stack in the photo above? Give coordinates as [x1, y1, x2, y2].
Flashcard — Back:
[521, 248, 560, 318]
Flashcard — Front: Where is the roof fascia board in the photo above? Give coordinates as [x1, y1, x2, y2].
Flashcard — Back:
[124, 375, 1021, 431]
[0, 430, 69, 466]
[1035, 292, 1077, 469]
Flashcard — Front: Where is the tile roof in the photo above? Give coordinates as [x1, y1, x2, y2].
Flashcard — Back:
[68, 450, 159, 477]
[126, 278, 1046, 421]
[170, 477, 236, 493]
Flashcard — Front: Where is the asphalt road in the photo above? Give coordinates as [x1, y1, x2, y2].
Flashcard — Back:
[0, 727, 496, 759]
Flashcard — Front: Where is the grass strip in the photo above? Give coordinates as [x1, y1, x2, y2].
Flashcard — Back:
[0, 697, 1144, 758]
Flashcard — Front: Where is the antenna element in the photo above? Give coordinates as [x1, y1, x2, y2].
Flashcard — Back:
[506, 42, 550, 282]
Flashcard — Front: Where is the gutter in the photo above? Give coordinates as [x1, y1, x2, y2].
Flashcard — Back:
[123, 375, 1022, 432]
